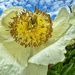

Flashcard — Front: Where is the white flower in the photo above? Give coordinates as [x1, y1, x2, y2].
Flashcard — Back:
[0, 5, 75, 75]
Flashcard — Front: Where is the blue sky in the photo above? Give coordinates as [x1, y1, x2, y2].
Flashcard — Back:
[0, 0, 75, 20]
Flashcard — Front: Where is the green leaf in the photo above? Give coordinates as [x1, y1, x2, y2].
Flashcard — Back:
[58, 63, 63, 73]
[60, 63, 74, 75]
[47, 70, 60, 75]
[50, 62, 62, 71]
[72, 57, 75, 62]
[65, 45, 72, 51]
[47, 70, 50, 75]
[69, 59, 74, 64]
[50, 71, 60, 75]
[64, 49, 75, 64]
[66, 67, 75, 75]
[70, 49, 75, 58]
[73, 63, 75, 67]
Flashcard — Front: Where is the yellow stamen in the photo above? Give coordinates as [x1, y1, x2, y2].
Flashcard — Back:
[9, 7, 53, 47]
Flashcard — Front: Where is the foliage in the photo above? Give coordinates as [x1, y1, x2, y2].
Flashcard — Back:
[47, 40, 75, 75]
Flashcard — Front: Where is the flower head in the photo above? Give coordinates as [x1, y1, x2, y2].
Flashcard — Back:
[9, 7, 52, 47]
[0, 5, 75, 75]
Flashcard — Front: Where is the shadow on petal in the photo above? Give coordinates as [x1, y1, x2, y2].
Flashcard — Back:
[22, 62, 48, 75]
[1, 41, 30, 67]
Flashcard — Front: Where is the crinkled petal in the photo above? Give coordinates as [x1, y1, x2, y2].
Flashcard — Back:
[1, 41, 30, 67]
[0, 64, 23, 75]
[0, 43, 24, 75]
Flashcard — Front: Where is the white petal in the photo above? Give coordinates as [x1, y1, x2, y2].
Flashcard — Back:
[0, 43, 24, 75]
[30, 7, 71, 58]
[69, 17, 75, 26]
[0, 7, 23, 42]
[22, 63, 48, 75]
[72, 5, 75, 16]
[1, 6, 23, 16]
[0, 6, 23, 28]
[1, 41, 31, 67]
[69, 5, 75, 26]
[28, 8, 75, 65]
[0, 6, 74, 75]
[52, 8, 71, 39]
[28, 26, 75, 65]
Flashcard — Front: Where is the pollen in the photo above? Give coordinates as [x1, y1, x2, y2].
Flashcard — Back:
[70, 40, 73, 42]
[9, 7, 53, 47]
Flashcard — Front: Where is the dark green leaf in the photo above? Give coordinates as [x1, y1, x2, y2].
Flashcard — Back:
[50, 62, 62, 71]
[69, 59, 74, 64]
[60, 63, 74, 75]
[66, 67, 75, 75]
[58, 63, 63, 73]
[48, 70, 60, 75]
[72, 63, 75, 67]
[70, 49, 75, 58]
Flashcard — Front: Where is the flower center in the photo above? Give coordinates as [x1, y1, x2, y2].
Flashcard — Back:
[9, 7, 53, 47]
[27, 16, 37, 30]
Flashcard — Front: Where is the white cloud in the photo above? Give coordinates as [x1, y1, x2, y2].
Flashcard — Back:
[40, 0, 44, 5]
[26, 4, 32, 7]
[0, 0, 74, 20]
[30, 0, 36, 3]
[45, 0, 51, 3]
[58, 1, 63, 4]
[0, 0, 4, 2]
[43, 6, 47, 9]
[72, 1, 75, 5]
[48, 10, 59, 16]
[52, 4, 59, 10]
[29, 0, 38, 5]
[65, 0, 71, 3]
[0, 3, 6, 11]
[45, 0, 52, 5]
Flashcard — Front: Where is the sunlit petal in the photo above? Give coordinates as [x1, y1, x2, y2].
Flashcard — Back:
[69, 5, 75, 26]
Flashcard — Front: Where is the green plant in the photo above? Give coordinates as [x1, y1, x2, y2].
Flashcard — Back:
[47, 40, 75, 75]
